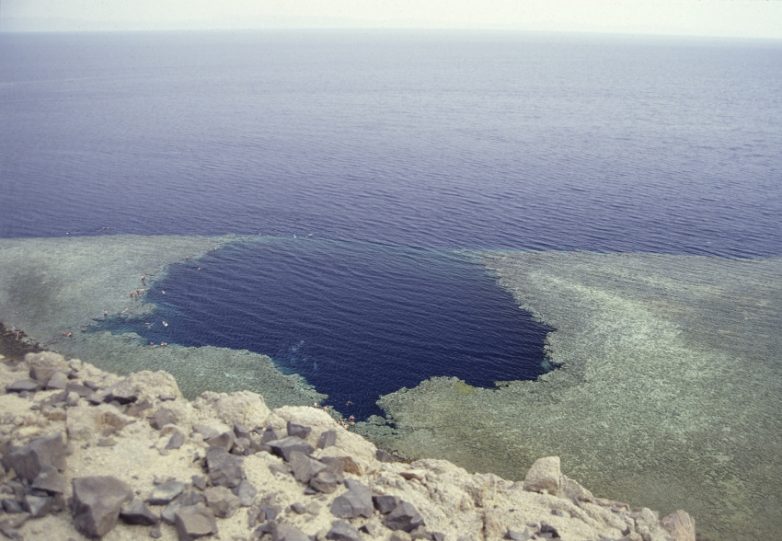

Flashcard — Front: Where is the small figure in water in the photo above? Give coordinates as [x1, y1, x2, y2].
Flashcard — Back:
[141, 274, 147, 286]
[162, 320, 169, 328]
[61, 330, 73, 338]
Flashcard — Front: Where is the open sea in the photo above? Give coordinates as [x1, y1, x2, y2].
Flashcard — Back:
[1, 30, 781, 418]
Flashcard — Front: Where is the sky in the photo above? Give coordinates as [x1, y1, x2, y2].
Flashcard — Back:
[2, 0, 782, 39]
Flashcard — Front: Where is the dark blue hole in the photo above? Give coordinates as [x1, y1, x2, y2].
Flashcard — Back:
[114, 239, 550, 419]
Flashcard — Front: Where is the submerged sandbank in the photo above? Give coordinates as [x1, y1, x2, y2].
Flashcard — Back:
[0, 235, 323, 407]
[359, 251, 782, 541]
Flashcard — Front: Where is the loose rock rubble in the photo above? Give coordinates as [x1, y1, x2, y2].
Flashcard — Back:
[0, 350, 696, 540]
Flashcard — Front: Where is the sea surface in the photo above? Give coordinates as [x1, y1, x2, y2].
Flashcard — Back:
[1, 31, 781, 417]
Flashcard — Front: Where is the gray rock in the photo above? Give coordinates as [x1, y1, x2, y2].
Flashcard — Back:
[71, 476, 133, 538]
[204, 486, 240, 518]
[290, 502, 307, 514]
[234, 423, 251, 439]
[317, 429, 337, 449]
[522, 456, 561, 495]
[359, 522, 385, 537]
[539, 523, 560, 539]
[271, 523, 311, 541]
[249, 503, 280, 527]
[6, 379, 40, 393]
[30, 364, 58, 384]
[373, 494, 400, 514]
[383, 500, 424, 532]
[45, 371, 69, 390]
[120, 498, 159, 525]
[105, 380, 138, 404]
[162, 491, 207, 524]
[286, 421, 312, 439]
[205, 447, 244, 488]
[289, 451, 327, 483]
[236, 479, 257, 507]
[23, 494, 53, 518]
[205, 431, 235, 452]
[2, 498, 24, 514]
[260, 426, 282, 445]
[3, 433, 67, 482]
[310, 469, 343, 494]
[149, 407, 178, 430]
[165, 428, 187, 450]
[326, 520, 362, 541]
[66, 381, 93, 397]
[149, 526, 162, 538]
[267, 436, 314, 462]
[174, 504, 217, 541]
[191, 475, 207, 490]
[330, 479, 374, 519]
[148, 480, 186, 505]
[32, 465, 66, 494]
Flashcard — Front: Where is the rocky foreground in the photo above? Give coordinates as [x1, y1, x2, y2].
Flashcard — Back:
[0, 351, 695, 541]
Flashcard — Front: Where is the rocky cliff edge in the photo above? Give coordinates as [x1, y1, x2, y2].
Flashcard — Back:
[0, 351, 695, 541]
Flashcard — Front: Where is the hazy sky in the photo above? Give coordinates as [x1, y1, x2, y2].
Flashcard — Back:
[3, 0, 782, 39]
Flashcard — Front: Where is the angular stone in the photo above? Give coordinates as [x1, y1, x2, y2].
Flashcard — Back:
[161, 491, 207, 524]
[326, 520, 362, 541]
[310, 469, 343, 494]
[71, 476, 133, 538]
[149, 407, 178, 430]
[205, 447, 244, 488]
[4, 433, 67, 481]
[66, 381, 93, 398]
[271, 523, 311, 541]
[287, 421, 312, 439]
[165, 428, 187, 450]
[105, 379, 139, 404]
[148, 480, 186, 505]
[260, 426, 282, 445]
[204, 486, 240, 518]
[384, 500, 425, 532]
[317, 429, 338, 449]
[523, 456, 562, 495]
[206, 431, 235, 452]
[330, 479, 374, 519]
[45, 371, 69, 390]
[267, 436, 314, 462]
[662, 510, 696, 541]
[373, 494, 400, 514]
[6, 379, 40, 393]
[2, 499, 24, 514]
[174, 504, 217, 541]
[289, 451, 327, 483]
[236, 479, 257, 507]
[23, 494, 53, 518]
[191, 475, 207, 491]
[32, 465, 66, 494]
[290, 502, 307, 514]
[120, 498, 159, 526]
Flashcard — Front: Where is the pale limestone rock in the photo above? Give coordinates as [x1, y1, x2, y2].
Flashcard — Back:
[194, 390, 271, 429]
[523, 456, 562, 494]
[662, 510, 696, 541]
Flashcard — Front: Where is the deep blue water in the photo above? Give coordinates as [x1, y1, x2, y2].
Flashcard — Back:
[104, 239, 549, 418]
[1, 31, 781, 414]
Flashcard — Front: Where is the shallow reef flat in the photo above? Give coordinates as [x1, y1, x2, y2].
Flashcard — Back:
[360, 251, 782, 541]
[0, 235, 323, 407]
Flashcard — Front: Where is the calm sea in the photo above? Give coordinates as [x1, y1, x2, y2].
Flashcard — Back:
[1, 31, 781, 415]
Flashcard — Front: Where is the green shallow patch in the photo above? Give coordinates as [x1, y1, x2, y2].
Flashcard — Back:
[0, 235, 323, 407]
[358, 251, 782, 541]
